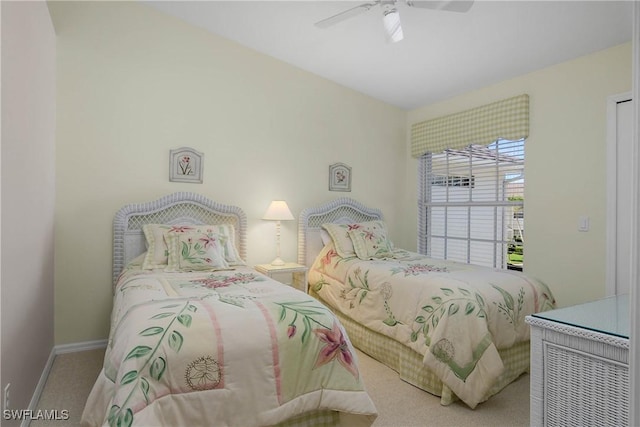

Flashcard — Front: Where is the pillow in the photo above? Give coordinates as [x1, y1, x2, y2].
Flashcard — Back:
[142, 224, 245, 268]
[347, 221, 394, 260]
[127, 252, 148, 269]
[204, 224, 245, 266]
[320, 229, 332, 246]
[142, 224, 173, 269]
[165, 229, 230, 272]
[322, 221, 391, 258]
[321, 223, 357, 258]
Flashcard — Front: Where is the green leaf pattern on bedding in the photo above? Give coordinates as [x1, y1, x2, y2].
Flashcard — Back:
[277, 299, 360, 379]
[431, 333, 493, 382]
[390, 263, 449, 276]
[102, 269, 365, 427]
[277, 300, 332, 344]
[492, 284, 525, 327]
[276, 300, 359, 379]
[409, 286, 487, 347]
[340, 269, 518, 368]
[309, 243, 556, 408]
[344, 267, 371, 307]
[343, 267, 401, 328]
[108, 301, 196, 427]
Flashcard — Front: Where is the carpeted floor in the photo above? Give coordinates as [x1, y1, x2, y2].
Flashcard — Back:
[32, 347, 529, 426]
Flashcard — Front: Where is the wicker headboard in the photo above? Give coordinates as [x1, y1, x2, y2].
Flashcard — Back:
[297, 198, 384, 267]
[113, 192, 247, 284]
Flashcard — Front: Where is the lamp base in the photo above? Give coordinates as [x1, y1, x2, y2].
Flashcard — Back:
[270, 257, 286, 266]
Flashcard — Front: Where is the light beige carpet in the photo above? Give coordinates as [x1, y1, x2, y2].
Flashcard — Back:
[32, 347, 529, 426]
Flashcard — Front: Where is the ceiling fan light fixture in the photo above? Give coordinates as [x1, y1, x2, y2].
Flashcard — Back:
[315, 0, 473, 43]
[382, 7, 404, 43]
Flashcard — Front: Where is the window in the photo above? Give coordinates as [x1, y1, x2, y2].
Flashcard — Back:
[418, 139, 525, 270]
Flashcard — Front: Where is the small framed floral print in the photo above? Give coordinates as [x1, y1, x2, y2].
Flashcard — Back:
[329, 162, 351, 192]
[169, 147, 203, 183]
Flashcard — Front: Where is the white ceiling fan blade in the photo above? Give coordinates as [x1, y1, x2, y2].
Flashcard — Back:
[405, 0, 474, 13]
[314, 2, 380, 29]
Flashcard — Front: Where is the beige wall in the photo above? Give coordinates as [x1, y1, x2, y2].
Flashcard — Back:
[49, 1, 406, 344]
[404, 43, 632, 308]
[49, 0, 631, 344]
[1, 0, 56, 419]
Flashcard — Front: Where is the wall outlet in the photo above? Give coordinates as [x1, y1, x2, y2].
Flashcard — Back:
[3, 383, 10, 410]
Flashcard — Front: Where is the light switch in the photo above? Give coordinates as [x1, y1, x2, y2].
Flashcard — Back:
[578, 216, 590, 232]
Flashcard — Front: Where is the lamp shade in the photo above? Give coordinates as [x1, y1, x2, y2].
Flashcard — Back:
[262, 200, 294, 221]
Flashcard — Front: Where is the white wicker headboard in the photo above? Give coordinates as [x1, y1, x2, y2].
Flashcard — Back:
[113, 192, 247, 284]
[297, 198, 384, 267]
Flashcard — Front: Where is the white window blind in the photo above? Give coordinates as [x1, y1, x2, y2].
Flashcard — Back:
[418, 139, 525, 270]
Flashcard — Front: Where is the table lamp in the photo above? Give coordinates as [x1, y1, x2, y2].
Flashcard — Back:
[262, 200, 294, 266]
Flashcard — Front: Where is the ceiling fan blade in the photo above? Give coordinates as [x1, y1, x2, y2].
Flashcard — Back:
[314, 2, 380, 29]
[405, 0, 474, 13]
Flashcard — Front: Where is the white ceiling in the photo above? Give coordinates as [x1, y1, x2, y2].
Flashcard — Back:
[143, 1, 633, 110]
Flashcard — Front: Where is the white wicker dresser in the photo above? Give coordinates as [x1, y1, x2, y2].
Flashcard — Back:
[526, 295, 629, 427]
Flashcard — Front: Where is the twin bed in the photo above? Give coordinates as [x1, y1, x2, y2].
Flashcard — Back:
[298, 197, 555, 409]
[82, 192, 554, 426]
[81, 193, 377, 427]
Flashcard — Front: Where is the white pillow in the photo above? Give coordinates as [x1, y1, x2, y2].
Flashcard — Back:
[204, 224, 246, 266]
[320, 229, 332, 246]
[142, 224, 173, 269]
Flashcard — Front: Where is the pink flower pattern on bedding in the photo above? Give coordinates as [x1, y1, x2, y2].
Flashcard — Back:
[82, 266, 377, 427]
[190, 271, 264, 289]
[313, 322, 359, 379]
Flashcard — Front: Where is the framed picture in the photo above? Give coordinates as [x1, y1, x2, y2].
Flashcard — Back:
[169, 147, 203, 183]
[329, 162, 351, 192]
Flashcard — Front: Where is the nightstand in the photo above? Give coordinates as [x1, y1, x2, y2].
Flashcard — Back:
[254, 262, 309, 293]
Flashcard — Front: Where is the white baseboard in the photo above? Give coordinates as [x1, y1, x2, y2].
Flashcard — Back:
[54, 339, 107, 354]
[21, 347, 55, 427]
[21, 340, 107, 427]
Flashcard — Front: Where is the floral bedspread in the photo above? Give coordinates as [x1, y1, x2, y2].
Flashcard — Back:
[309, 243, 555, 408]
[81, 264, 377, 427]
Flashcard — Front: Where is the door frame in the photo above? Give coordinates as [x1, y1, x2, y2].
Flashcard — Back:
[606, 91, 632, 296]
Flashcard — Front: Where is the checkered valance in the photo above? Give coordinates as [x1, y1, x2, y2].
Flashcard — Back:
[411, 94, 529, 157]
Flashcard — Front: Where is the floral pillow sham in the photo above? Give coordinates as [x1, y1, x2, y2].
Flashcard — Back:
[322, 220, 395, 260]
[165, 229, 230, 271]
[347, 221, 394, 260]
[321, 223, 358, 258]
[141, 223, 244, 270]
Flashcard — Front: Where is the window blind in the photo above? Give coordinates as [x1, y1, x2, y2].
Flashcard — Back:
[418, 139, 525, 269]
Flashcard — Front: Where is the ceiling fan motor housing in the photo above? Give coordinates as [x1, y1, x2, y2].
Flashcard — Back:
[381, 2, 404, 43]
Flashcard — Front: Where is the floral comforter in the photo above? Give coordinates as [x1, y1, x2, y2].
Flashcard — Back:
[81, 264, 377, 427]
[309, 243, 555, 408]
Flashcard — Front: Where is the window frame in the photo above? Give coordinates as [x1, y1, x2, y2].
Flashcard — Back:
[417, 139, 525, 270]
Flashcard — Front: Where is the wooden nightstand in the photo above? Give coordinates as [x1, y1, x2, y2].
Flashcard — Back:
[254, 262, 309, 293]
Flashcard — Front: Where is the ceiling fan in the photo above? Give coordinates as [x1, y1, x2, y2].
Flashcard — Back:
[314, 0, 474, 43]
